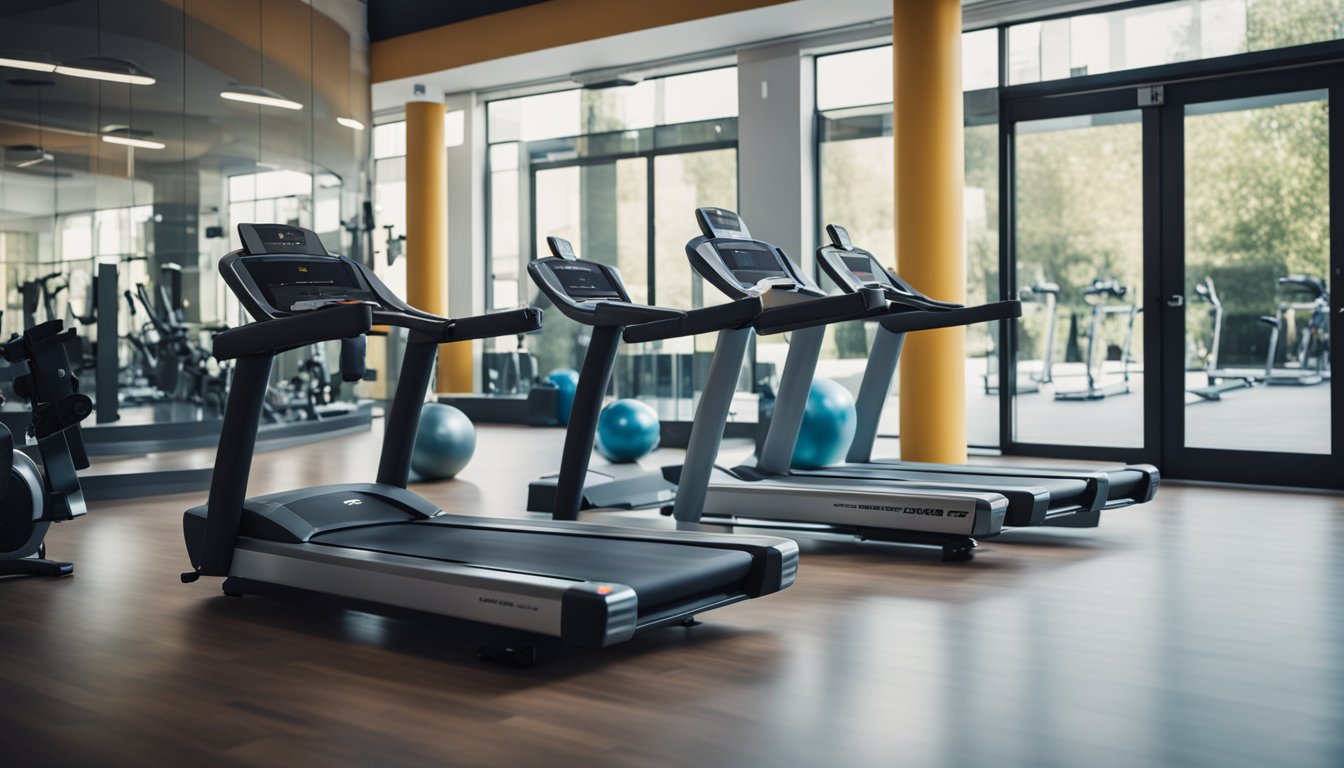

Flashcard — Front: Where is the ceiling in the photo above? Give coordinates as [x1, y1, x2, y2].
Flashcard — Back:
[370, 0, 1124, 113]
[368, 1, 552, 42]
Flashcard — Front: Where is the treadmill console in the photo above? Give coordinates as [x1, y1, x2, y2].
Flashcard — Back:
[686, 208, 818, 299]
[528, 240, 634, 324]
[696, 207, 752, 240]
[225, 223, 386, 321]
[817, 224, 900, 294]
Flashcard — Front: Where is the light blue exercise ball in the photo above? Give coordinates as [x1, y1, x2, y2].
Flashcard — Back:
[595, 398, 661, 463]
[412, 403, 476, 480]
[547, 368, 580, 426]
[790, 378, 857, 470]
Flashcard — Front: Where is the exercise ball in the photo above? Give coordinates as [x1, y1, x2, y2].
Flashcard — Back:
[412, 403, 476, 480]
[791, 378, 857, 470]
[595, 399, 661, 463]
[547, 368, 580, 425]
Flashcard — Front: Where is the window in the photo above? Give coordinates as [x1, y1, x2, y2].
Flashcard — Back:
[372, 110, 466, 161]
[1008, 0, 1344, 85]
[485, 67, 742, 414]
[815, 43, 1001, 447]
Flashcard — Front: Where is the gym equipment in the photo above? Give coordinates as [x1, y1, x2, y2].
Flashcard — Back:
[815, 223, 1159, 519]
[181, 223, 796, 655]
[411, 403, 477, 480]
[18, 272, 66, 330]
[595, 399, 660, 463]
[789, 378, 856, 470]
[1, 321, 93, 578]
[1188, 277, 1255, 401]
[1261, 275, 1330, 386]
[525, 234, 756, 514]
[547, 368, 579, 426]
[983, 281, 1059, 395]
[1054, 279, 1140, 401]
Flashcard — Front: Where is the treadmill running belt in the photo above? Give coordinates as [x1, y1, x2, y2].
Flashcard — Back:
[311, 523, 753, 610]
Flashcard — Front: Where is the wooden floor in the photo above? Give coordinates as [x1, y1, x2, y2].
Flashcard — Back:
[4, 422, 1344, 767]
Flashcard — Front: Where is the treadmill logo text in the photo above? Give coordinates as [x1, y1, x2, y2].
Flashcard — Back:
[479, 597, 540, 612]
[342, 498, 362, 506]
[834, 503, 958, 518]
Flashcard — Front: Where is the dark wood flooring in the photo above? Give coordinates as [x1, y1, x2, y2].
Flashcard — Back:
[3, 423, 1343, 767]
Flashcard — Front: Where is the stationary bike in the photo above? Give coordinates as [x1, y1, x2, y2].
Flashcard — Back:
[1, 321, 94, 578]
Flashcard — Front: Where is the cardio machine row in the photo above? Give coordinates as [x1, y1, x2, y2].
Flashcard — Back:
[175, 216, 1158, 663]
[527, 207, 1158, 561]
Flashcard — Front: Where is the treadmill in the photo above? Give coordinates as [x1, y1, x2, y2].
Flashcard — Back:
[527, 236, 765, 519]
[180, 223, 798, 654]
[814, 223, 1160, 514]
[680, 208, 1114, 533]
[667, 209, 1029, 560]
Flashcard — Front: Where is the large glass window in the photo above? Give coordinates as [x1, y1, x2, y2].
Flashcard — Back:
[814, 34, 1001, 447]
[1008, 0, 1344, 85]
[485, 67, 741, 414]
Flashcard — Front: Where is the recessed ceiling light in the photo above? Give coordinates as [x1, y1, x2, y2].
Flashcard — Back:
[220, 83, 302, 110]
[54, 56, 155, 85]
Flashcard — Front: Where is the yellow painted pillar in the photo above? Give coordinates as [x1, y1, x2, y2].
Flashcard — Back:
[405, 99, 471, 392]
[893, 0, 966, 463]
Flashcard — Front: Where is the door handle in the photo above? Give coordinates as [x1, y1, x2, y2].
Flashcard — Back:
[1166, 294, 1184, 308]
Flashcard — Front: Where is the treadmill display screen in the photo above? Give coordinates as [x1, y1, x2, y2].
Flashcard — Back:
[243, 258, 378, 312]
[717, 243, 787, 285]
[841, 254, 893, 288]
[702, 208, 748, 238]
[550, 262, 623, 300]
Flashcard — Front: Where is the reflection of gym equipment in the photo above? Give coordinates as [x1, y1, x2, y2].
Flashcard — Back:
[1260, 275, 1330, 386]
[182, 223, 796, 659]
[1188, 277, 1254, 401]
[132, 281, 228, 414]
[18, 272, 67, 330]
[482, 332, 538, 395]
[1, 321, 93, 578]
[1054, 279, 1139, 402]
[983, 281, 1058, 395]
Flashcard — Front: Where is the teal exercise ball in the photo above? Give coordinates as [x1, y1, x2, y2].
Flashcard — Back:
[791, 378, 857, 470]
[412, 403, 476, 480]
[596, 398, 661, 463]
[547, 368, 580, 425]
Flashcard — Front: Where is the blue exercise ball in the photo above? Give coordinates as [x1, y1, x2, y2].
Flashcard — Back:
[791, 378, 857, 470]
[596, 398, 660, 463]
[412, 403, 476, 480]
[547, 368, 580, 426]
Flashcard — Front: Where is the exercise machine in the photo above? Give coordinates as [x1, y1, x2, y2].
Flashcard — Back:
[181, 223, 797, 655]
[668, 208, 1026, 560]
[1188, 277, 1255, 401]
[1261, 275, 1330, 386]
[18, 272, 66, 330]
[1, 321, 93, 578]
[984, 280, 1058, 395]
[816, 224, 1159, 518]
[526, 235, 764, 515]
[1054, 279, 1140, 401]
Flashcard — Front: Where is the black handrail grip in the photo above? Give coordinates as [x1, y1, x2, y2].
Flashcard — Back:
[624, 296, 762, 343]
[212, 303, 373, 360]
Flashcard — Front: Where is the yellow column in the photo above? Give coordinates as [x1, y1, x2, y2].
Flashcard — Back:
[893, 0, 966, 463]
[405, 100, 471, 392]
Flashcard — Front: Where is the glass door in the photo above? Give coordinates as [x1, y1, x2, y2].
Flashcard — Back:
[1002, 91, 1157, 462]
[1160, 67, 1341, 488]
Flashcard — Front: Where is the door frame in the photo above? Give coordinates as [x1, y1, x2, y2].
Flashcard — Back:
[1157, 65, 1343, 489]
[998, 49, 1344, 488]
[998, 88, 1163, 466]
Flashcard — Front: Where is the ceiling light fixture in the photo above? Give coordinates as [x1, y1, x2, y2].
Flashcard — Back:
[0, 52, 56, 73]
[336, 116, 364, 131]
[54, 56, 155, 85]
[220, 83, 303, 110]
[9, 145, 54, 168]
[102, 134, 165, 150]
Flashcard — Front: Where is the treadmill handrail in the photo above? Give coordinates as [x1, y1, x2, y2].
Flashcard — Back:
[623, 296, 763, 343]
[878, 299, 1023, 334]
[593, 301, 685, 327]
[752, 288, 888, 335]
[213, 303, 373, 360]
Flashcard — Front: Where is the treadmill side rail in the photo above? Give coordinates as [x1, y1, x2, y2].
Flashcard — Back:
[228, 539, 640, 646]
